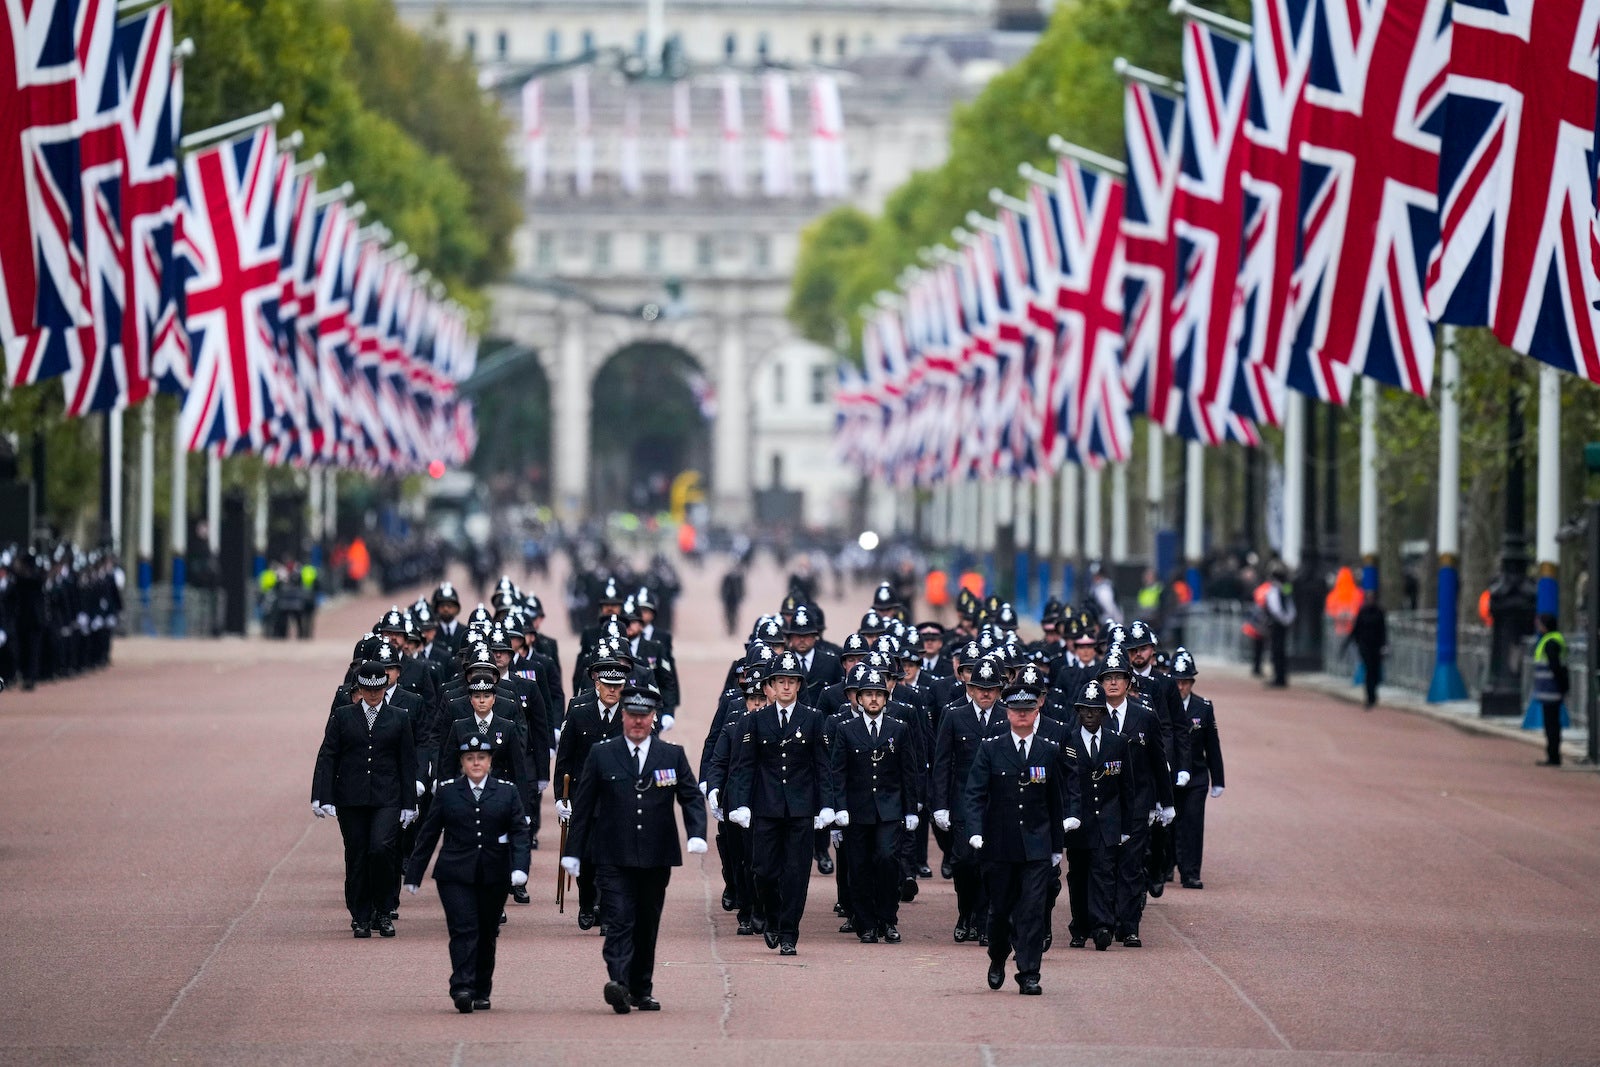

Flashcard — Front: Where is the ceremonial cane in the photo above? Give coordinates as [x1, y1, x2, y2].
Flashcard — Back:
[556, 774, 571, 912]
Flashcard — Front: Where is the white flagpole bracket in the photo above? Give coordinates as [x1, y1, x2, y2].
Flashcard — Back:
[1113, 57, 1184, 95]
[1167, 0, 1252, 39]
[963, 211, 1003, 236]
[312, 181, 354, 207]
[180, 103, 284, 152]
[1046, 136, 1128, 177]
[988, 188, 1029, 213]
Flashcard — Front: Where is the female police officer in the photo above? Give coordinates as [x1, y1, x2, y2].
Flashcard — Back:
[404, 730, 531, 1013]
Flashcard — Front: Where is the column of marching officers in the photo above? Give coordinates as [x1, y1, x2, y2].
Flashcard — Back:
[310, 572, 1225, 1010]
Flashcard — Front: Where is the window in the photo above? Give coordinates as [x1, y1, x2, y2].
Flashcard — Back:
[536, 232, 555, 268]
[696, 234, 714, 268]
[770, 454, 784, 488]
[724, 32, 737, 58]
[563, 230, 584, 256]
[593, 232, 611, 269]
[861, 33, 874, 52]
[581, 29, 594, 53]
[636, 30, 647, 56]
[644, 233, 662, 271]
[752, 234, 770, 270]
[810, 33, 823, 59]
[836, 34, 847, 58]
[496, 30, 509, 59]
[465, 29, 477, 57]
[546, 29, 560, 58]
[757, 32, 769, 59]
[773, 364, 786, 405]
[810, 364, 827, 405]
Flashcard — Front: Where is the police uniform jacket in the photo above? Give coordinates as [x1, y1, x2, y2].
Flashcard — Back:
[552, 696, 623, 792]
[725, 702, 828, 818]
[961, 733, 1066, 863]
[699, 689, 746, 774]
[312, 702, 419, 809]
[627, 634, 680, 711]
[1040, 719, 1131, 850]
[532, 631, 562, 680]
[703, 708, 754, 799]
[1105, 700, 1175, 810]
[565, 736, 707, 868]
[1180, 694, 1224, 787]
[930, 698, 1008, 817]
[436, 712, 535, 809]
[799, 646, 844, 707]
[1133, 669, 1190, 773]
[827, 714, 918, 822]
[433, 619, 470, 655]
[396, 657, 441, 723]
[405, 775, 530, 886]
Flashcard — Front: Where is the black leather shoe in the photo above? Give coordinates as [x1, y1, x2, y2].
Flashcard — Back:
[352, 922, 372, 939]
[987, 964, 1005, 990]
[978, 933, 990, 947]
[882, 925, 901, 943]
[764, 929, 780, 950]
[453, 993, 474, 1013]
[721, 891, 736, 912]
[375, 918, 396, 938]
[630, 995, 661, 1011]
[499, 912, 508, 926]
[1122, 934, 1142, 948]
[1093, 928, 1113, 951]
[779, 942, 797, 956]
[953, 923, 968, 943]
[511, 886, 530, 905]
[1069, 936, 1087, 949]
[1181, 879, 1204, 889]
[833, 903, 846, 916]
[1018, 977, 1042, 996]
[751, 916, 767, 933]
[529, 836, 539, 850]
[940, 859, 954, 879]
[858, 931, 878, 944]
[900, 877, 918, 902]
[838, 919, 855, 933]
[817, 856, 835, 875]
[472, 999, 491, 1011]
[386, 909, 399, 920]
[1148, 880, 1165, 898]
[918, 865, 933, 878]
[604, 981, 631, 1014]
[1042, 932, 1052, 952]
[577, 910, 597, 931]
[736, 919, 755, 935]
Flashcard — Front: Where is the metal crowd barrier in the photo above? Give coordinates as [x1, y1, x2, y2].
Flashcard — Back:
[125, 585, 226, 638]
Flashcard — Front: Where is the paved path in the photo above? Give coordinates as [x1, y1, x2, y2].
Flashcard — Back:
[2, 556, 1598, 1066]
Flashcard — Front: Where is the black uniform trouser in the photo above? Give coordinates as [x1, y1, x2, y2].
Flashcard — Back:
[1268, 622, 1289, 685]
[1115, 820, 1151, 937]
[984, 858, 1051, 981]
[717, 821, 758, 920]
[336, 805, 400, 924]
[913, 814, 931, 867]
[1174, 779, 1209, 882]
[814, 827, 832, 862]
[1543, 699, 1563, 764]
[595, 864, 671, 998]
[1146, 822, 1175, 887]
[951, 824, 987, 927]
[844, 821, 899, 932]
[437, 879, 508, 998]
[1066, 845, 1116, 937]
[751, 815, 813, 943]
[393, 790, 431, 913]
[1360, 651, 1382, 706]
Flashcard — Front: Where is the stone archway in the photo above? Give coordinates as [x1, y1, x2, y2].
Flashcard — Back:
[587, 341, 712, 514]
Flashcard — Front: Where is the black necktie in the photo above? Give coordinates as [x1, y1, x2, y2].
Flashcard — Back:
[1018, 738, 1026, 761]
[869, 718, 878, 741]
[633, 745, 644, 777]
[780, 709, 789, 731]
[1090, 733, 1099, 760]
[472, 784, 482, 802]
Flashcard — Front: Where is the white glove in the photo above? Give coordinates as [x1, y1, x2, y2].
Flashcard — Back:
[830, 829, 843, 848]
[399, 809, 417, 828]
[312, 802, 325, 818]
[1210, 785, 1224, 798]
[555, 799, 571, 823]
[537, 780, 549, 793]
[686, 837, 708, 854]
[933, 809, 951, 831]
[1050, 852, 1062, 867]
[1120, 834, 1130, 844]
[815, 808, 836, 830]
[1158, 806, 1175, 826]
[1063, 817, 1081, 832]
[318, 803, 337, 818]
[904, 814, 918, 831]
[525, 815, 533, 825]
[404, 884, 419, 895]
[415, 780, 425, 797]
[560, 856, 581, 878]
[730, 807, 751, 828]
[968, 834, 984, 850]
[510, 870, 528, 887]
[699, 781, 710, 797]
[1176, 771, 1191, 788]
[553, 727, 562, 743]
[712, 806, 725, 822]
[832, 810, 849, 828]
[1149, 809, 1159, 826]
[661, 714, 675, 732]
[707, 789, 720, 812]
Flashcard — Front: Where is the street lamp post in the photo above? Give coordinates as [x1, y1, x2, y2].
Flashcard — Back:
[1481, 368, 1536, 716]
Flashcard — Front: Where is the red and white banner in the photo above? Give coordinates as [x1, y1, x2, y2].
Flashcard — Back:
[761, 72, 792, 197]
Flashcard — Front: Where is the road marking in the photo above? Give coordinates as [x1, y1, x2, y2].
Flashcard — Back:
[979, 1043, 996, 1067]
[695, 855, 734, 1038]
[148, 821, 315, 1042]
[1155, 910, 1293, 1051]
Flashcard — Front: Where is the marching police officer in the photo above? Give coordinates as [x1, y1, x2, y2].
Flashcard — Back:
[930, 654, 1010, 943]
[562, 681, 707, 1013]
[404, 734, 531, 1012]
[1057, 680, 1132, 950]
[311, 656, 419, 938]
[554, 652, 629, 928]
[1170, 649, 1225, 889]
[1098, 645, 1174, 947]
[962, 680, 1068, 995]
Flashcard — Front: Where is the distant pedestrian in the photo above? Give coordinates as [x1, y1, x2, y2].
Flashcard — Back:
[1532, 614, 1568, 767]
[1264, 564, 1296, 688]
[1345, 593, 1389, 709]
[719, 567, 745, 637]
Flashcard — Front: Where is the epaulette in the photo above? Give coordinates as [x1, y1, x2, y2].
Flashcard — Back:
[439, 777, 455, 786]
[1062, 746, 1078, 758]
[496, 778, 512, 784]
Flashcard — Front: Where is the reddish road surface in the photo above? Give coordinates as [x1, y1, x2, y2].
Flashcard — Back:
[3, 555, 1599, 1066]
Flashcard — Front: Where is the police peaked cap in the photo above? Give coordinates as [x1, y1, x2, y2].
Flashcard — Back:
[784, 605, 820, 635]
[768, 650, 806, 679]
[846, 662, 891, 693]
[1125, 621, 1157, 649]
[460, 733, 498, 753]
[1097, 646, 1132, 678]
[1002, 684, 1043, 708]
[355, 661, 390, 688]
[1170, 648, 1197, 679]
[968, 656, 1006, 688]
[599, 578, 624, 605]
[622, 680, 661, 711]
[432, 583, 460, 606]
[1076, 680, 1106, 707]
[589, 656, 629, 684]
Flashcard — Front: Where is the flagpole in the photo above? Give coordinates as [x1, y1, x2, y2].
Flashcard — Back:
[1113, 57, 1185, 94]
[171, 414, 188, 637]
[138, 403, 156, 633]
[1534, 363, 1561, 616]
[1358, 378, 1380, 594]
[206, 451, 222, 556]
[1427, 328, 1467, 701]
[995, 474, 1015, 605]
[1184, 440, 1205, 600]
[106, 409, 124, 556]
[1044, 137, 1128, 177]
[1146, 423, 1165, 569]
[1166, 0, 1252, 38]
[1059, 464, 1080, 602]
[1109, 462, 1129, 566]
[254, 477, 268, 579]
[1083, 464, 1103, 568]
[179, 103, 284, 153]
[1281, 392, 1305, 572]
[308, 466, 324, 568]
[1035, 473, 1055, 611]
[1015, 475, 1034, 616]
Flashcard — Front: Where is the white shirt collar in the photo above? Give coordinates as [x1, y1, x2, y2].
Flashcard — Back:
[475, 711, 493, 727]
[383, 684, 398, 701]
[466, 773, 488, 791]
[1010, 730, 1033, 756]
[1080, 725, 1101, 750]
[628, 735, 652, 766]
[599, 702, 616, 720]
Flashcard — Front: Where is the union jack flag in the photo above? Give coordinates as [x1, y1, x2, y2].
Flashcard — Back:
[1045, 156, 1134, 466]
[1, 0, 88, 374]
[176, 126, 284, 452]
[1427, 0, 1600, 382]
[309, 199, 356, 465]
[1284, 0, 1450, 403]
[1170, 20, 1258, 446]
[993, 207, 1040, 478]
[1227, 0, 1315, 427]
[1119, 80, 1185, 432]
